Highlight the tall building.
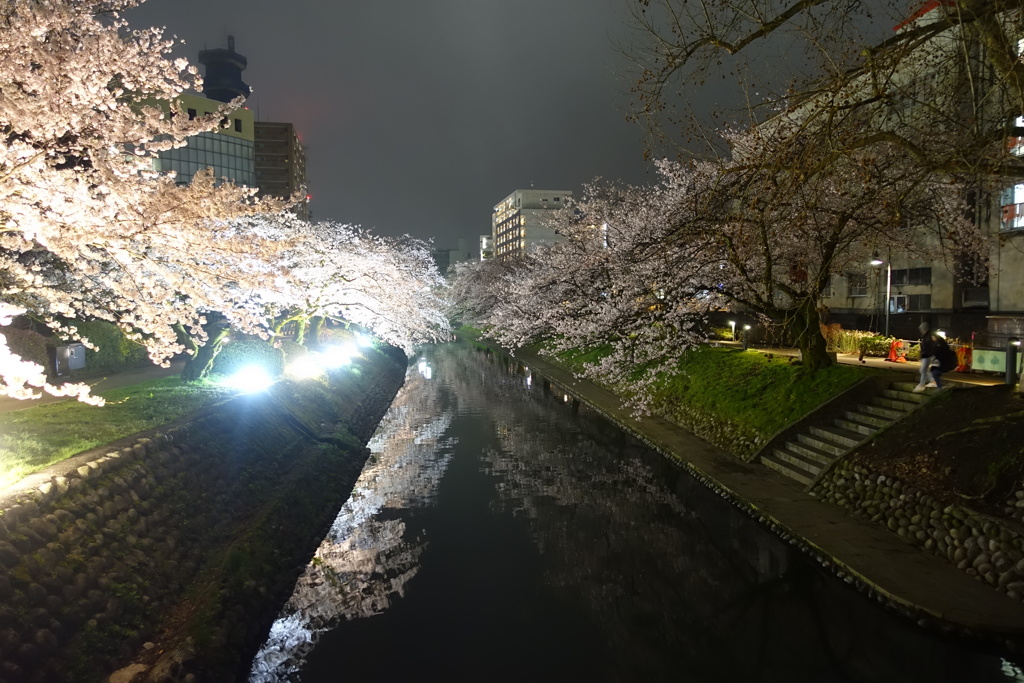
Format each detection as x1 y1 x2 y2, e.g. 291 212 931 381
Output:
431 239 475 274
775 2 1024 348
492 189 571 261
156 93 254 186
254 122 309 219
197 36 250 104
157 37 254 187
156 37 309 222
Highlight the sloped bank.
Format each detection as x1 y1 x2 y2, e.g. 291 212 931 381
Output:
0 347 406 683
475 338 1024 646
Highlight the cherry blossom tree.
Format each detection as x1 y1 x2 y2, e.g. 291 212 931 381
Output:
245 215 451 355
0 0 290 402
673 124 983 371
460 121 984 406
468 177 716 403
445 258 523 329
627 0 1024 179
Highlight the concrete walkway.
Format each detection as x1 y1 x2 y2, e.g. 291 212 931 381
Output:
500 343 1024 639
719 340 1006 387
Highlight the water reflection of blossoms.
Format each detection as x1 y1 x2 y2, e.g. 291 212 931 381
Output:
249 363 454 681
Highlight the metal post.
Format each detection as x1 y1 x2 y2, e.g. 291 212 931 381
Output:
1008 340 1020 386
884 263 891 337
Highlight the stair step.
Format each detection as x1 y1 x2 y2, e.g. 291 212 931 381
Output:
891 381 924 392
844 409 893 429
859 403 907 420
771 447 826 476
797 431 849 457
785 439 836 465
833 416 881 437
808 424 865 449
762 453 815 486
881 388 929 404
871 396 918 412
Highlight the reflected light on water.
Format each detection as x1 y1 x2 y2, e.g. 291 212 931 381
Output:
249 363 453 681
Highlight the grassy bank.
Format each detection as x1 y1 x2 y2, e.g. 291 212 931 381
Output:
0 378 231 489
554 343 866 457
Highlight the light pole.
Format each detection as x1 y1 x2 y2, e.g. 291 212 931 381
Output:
728 320 736 341
871 253 892 337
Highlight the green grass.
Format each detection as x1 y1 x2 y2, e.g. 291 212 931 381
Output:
0 377 231 489
555 344 865 455
649 347 864 440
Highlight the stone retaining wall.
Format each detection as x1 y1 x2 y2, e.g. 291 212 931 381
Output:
0 350 406 683
813 462 1024 603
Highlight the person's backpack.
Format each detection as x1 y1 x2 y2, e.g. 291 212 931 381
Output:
937 339 958 372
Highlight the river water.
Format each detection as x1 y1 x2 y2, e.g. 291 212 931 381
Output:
249 342 1024 682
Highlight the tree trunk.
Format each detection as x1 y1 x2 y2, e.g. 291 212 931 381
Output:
791 299 833 373
294 319 307 345
180 324 230 382
306 317 324 349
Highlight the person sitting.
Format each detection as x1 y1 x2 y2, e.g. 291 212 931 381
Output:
925 333 958 391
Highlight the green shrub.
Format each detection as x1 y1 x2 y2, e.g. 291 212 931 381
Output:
3 326 54 372
829 328 874 355
211 339 285 377
71 320 148 372
858 335 893 358
317 326 360 346
278 338 308 361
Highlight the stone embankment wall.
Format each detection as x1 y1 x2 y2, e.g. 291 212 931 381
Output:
0 348 406 683
813 462 1024 604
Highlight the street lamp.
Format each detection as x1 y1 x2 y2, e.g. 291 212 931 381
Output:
870 252 892 337
728 320 736 341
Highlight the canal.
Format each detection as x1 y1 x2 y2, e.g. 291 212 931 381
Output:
250 342 1024 682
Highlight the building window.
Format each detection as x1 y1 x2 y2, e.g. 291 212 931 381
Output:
892 268 931 286
234 118 243 132
187 108 197 120
889 294 931 313
847 273 867 297
1002 185 1024 230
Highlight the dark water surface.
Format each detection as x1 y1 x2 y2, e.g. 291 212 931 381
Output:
250 342 1024 682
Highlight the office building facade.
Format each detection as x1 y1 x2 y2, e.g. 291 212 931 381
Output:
492 189 571 262
254 122 309 219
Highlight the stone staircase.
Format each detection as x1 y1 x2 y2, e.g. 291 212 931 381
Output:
761 380 930 488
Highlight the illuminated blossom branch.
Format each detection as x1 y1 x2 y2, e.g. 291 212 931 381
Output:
245 216 452 353
0 0 292 402
458 123 985 408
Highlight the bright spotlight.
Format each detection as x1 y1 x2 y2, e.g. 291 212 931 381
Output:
286 354 324 380
355 333 374 348
321 345 355 369
223 364 274 393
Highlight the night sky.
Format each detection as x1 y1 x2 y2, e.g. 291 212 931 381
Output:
124 0 655 248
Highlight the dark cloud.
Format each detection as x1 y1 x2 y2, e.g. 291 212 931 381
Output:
125 0 653 246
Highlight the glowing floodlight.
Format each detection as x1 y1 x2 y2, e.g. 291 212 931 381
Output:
223 364 274 393
286 354 324 380
321 343 357 369
355 333 374 348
